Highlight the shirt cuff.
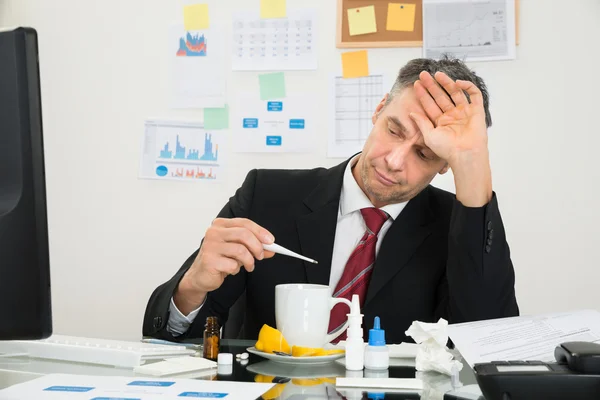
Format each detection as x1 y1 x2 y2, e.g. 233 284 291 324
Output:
166 296 204 337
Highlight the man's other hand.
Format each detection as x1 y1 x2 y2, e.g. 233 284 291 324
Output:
174 218 275 315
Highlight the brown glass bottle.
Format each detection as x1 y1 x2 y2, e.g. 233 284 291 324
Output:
203 316 220 360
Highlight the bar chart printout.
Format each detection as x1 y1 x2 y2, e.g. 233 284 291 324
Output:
140 120 225 182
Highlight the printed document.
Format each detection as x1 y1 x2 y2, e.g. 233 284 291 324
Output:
0 373 274 400
448 309 600 367
232 9 317 71
139 119 226 182
422 0 516 62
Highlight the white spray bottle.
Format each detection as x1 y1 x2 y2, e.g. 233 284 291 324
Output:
344 294 365 371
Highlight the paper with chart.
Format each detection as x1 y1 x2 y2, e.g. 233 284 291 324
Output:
232 9 317 71
233 94 315 153
422 0 516 62
140 119 225 182
329 74 387 158
170 24 226 108
448 309 600 368
0 373 274 400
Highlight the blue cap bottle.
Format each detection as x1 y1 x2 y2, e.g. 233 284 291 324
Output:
364 316 389 370
368 316 386 346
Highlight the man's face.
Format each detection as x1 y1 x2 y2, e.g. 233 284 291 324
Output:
354 87 449 208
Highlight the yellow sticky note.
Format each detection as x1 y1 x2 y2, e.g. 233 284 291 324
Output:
341 50 369 79
387 3 416 32
184 4 209 31
261 0 286 19
347 5 378 36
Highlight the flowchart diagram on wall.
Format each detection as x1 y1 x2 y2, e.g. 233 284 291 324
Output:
233 94 314 153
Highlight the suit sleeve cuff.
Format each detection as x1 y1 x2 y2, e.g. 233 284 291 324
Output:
450 192 499 255
166 297 205 337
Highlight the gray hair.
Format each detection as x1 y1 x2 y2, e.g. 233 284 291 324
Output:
385 55 492 127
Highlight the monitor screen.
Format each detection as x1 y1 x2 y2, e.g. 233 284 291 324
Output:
0 27 52 340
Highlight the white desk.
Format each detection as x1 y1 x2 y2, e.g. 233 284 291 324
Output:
0 341 485 400
0 356 136 389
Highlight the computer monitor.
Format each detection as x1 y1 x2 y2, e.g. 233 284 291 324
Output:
0 27 52 340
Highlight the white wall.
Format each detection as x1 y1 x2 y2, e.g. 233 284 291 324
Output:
1 0 599 341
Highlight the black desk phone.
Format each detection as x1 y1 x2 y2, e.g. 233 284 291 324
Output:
473 341 600 400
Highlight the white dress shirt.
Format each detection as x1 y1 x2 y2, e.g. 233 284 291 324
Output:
166 156 408 336
328 156 407 292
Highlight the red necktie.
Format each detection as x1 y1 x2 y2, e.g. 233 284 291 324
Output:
328 207 389 343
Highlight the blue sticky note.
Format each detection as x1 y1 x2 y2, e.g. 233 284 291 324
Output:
204 106 229 130
266 136 282 146
178 392 228 398
267 101 283 111
243 118 259 128
289 119 305 129
259 72 286 100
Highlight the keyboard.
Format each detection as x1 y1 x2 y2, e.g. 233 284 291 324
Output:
0 335 197 368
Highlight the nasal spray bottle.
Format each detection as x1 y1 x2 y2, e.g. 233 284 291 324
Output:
344 294 365 371
364 316 389 370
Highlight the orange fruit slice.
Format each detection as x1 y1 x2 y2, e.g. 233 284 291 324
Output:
254 324 291 355
291 345 321 357
314 348 345 356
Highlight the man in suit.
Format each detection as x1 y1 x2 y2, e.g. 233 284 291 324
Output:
143 57 519 344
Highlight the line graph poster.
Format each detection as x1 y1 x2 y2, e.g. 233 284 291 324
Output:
140 120 225 182
422 0 516 62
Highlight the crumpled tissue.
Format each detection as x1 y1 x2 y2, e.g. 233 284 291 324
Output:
405 318 463 376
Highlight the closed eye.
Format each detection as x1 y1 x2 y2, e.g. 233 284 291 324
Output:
418 149 433 161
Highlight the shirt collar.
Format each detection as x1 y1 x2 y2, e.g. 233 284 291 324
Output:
340 155 408 220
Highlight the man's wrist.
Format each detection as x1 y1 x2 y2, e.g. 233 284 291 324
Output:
174 275 208 316
449 148 493 207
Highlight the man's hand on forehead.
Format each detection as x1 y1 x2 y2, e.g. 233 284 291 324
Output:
406 70 488 164
409 70 492 207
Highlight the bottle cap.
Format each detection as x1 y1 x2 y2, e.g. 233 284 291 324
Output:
217 353 233 365
346 294 363 339
368 316 386 346
348 294 362 317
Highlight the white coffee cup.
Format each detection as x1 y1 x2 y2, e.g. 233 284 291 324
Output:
275 283 352 348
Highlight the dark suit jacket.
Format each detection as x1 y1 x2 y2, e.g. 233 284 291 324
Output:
143 158 519 344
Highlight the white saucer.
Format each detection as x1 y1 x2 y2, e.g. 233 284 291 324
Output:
246 360 346 378
246 347 345 365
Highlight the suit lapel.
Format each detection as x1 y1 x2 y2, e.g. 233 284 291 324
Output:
296 160 350 285
365 187 434 305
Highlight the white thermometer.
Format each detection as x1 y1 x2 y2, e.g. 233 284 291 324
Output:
262 243 318 264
